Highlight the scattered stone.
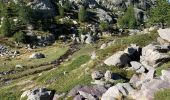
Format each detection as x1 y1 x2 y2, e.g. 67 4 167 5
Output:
91 51 97 60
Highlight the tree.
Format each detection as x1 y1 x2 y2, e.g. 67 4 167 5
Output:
117 6 138 29
0 1 8 17
58 4 64 17
13 31 26 43
0 17 12 37
63 0 71 12
99 21 110 31
149 0 170 28
18 5 32 25
78 6 87 22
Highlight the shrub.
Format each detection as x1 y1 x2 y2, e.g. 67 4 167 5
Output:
13 31 26 43
99 21 110 31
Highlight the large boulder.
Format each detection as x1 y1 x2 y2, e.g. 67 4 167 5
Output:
20 88 54 100
68 85 107 99
141 44 170 67
104 51 131 67
158 28 170 42
101 83 134 100
29 53 45 59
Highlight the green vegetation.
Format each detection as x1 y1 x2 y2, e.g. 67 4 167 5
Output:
37 55 91 93
78 6 87 22
154 89 170 100
0 46 68 71
63 0 71 12
13 31 26 43
155 61 170 76
0 17 12 37
58 4 65 17
17 4 32 25
118 6 138 29
149 0 170 28
0 85 22 100
99 21 110 31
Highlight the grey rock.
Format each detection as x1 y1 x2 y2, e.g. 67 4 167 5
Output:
141 44 170 67
96 9 112 23
29 53 45 59
158 28 170 42
130 61 145 73
73 95 84 100
100 43 107 49
78 91 97 100
104 51 131 67
160 70 170 82
131 79 170 100
91 71 104 80
21 87 53 100
85 34 94 44
15 64 23 69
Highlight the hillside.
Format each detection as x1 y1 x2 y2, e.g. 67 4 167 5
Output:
0 0 170 100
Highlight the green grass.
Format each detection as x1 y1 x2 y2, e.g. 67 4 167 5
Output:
0 85 22 100
155 61 170 76
115 32 158 47
154 89 170 100
0 46 68 71
37 55 90 84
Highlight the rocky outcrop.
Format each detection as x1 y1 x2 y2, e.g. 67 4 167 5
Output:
28 0 56 17
140 44 170 68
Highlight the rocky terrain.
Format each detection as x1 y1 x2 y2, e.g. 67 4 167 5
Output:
0 0 170 100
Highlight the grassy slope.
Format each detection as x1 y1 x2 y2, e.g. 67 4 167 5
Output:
0 32 160 99
0 46 68 71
